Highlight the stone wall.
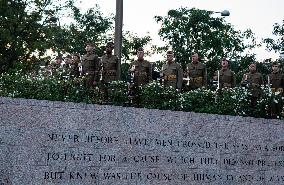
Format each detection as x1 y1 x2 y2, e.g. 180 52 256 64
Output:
0 97 284 185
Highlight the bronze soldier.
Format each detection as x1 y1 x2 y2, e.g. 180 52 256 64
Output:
213 58 236 89
100 42 120 102
267 62 284 118
70 53 80 78
241 63 263 106
160 50 183 92
49 56 65 78
81 42 100 86
129 47 152 105
62 55 73 79
185 53 207 90
129 47 152 86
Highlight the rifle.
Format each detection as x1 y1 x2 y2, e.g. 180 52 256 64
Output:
183 66 191 86
241 74 249 88
99 60 104 82
267 75 272 93
127 65 136 104
158 68 165 86
214 70 220 103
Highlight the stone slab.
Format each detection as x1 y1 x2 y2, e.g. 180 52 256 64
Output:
0 97 284 185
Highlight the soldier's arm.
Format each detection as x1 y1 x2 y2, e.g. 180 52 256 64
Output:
148 62 152 82
259 74 264 85
265 75 270 85
81 56 85 75
241 74 247 85
203 66 207 87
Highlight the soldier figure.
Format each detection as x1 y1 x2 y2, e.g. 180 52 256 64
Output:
129 47 152 105
81 42 100 87
267 62 284 118
49 56 64 78
160 50 183 92
241 63 263 106
100 42 120 102
62 55 73 79
212 58 236 89
185 53 207 90
70 53 80 78
54 56 62 68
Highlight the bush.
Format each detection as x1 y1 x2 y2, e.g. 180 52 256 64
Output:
0 70 283 119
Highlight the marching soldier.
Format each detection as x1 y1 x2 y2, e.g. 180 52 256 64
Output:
212 58 236 89
81 42 100 87
129 47 152 105
267 62 284 118
185 53 207 90
100 42 120 102
160 50 183 92
241 63 263 106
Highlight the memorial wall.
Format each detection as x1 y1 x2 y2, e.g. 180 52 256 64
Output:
0 97 284 185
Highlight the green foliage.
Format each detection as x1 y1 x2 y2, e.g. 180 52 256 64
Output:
62 4 113 56
180 88 215 113
0 0 113 73
263 20 284 53
120 63 130 82
214 87 251 116
139 81 180 110
122 31 152 62
0 70 95 103
0 71 283 119
107 81 128 106
0 0 74 73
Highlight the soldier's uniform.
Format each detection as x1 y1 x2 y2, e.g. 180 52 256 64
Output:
130 60 152 87
161 62 183 90
69 62 80 78
81 52 99 86
101 54 120 83
241 72 263 106
129 59 152 106
100 54 120 102
186 62 207 90
267 72 284 117
213 69 236 88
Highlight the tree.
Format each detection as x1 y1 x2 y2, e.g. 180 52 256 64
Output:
263 20 284 54
0 0 75 72
154 8 257 75
0 0 113 73
122 31 152 62
60 4 113 56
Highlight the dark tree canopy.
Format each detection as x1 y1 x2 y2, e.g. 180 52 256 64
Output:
0 0 113 73
263 20 284 54
154 8 257 71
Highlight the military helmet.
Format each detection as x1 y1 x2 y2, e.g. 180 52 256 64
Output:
106 42 114 49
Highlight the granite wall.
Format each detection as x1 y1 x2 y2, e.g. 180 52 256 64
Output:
0 97 284 185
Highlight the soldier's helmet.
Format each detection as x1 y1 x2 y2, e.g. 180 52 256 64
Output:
85 41 95 47
166 50 174 55
106 42 114 49
137 47 144 52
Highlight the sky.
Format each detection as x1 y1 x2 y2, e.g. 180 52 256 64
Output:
76 0 284 61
